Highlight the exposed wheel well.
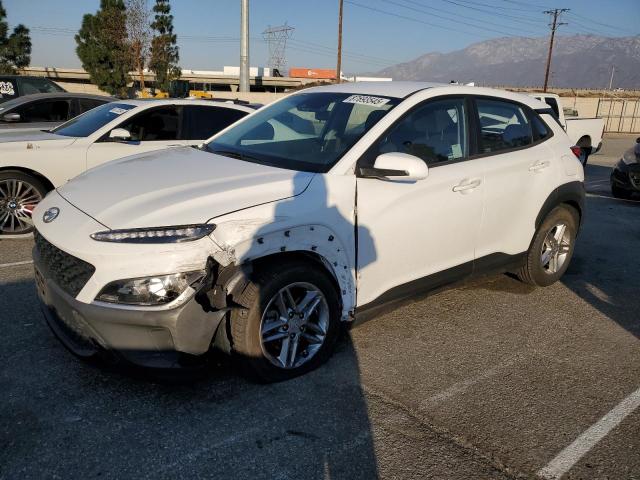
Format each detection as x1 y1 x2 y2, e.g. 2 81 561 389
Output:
0 166 54 192
251 251 342 297
577 135 591 148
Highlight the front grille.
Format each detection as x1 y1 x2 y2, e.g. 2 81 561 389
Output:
34 230 95 298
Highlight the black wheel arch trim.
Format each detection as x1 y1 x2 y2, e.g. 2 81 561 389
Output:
535 181 585 231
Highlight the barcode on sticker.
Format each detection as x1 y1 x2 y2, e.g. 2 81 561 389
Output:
109 107 128 115
343 95 389 106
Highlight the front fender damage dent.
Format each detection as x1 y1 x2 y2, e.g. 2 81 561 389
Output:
208 223 356 321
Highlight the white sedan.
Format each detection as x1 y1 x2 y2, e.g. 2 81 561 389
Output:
0 99 255 235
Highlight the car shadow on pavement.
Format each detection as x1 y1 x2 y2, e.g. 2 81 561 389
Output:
0 278 380 479
0 170 381 479
560 194 640 339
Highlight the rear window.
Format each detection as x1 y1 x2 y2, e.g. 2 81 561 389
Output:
52 103 136 137
19 77 65 95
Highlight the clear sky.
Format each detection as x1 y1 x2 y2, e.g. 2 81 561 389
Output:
3 0 639 74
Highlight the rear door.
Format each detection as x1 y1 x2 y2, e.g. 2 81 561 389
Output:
472 97 559 263
182 105 248 143
86 105 186 169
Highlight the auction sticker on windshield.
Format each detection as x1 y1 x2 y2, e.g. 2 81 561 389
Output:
109 107 129 115
343 95 390 106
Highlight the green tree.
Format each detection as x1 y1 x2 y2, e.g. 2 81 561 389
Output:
75 0 132 97
149 0 180 92
0 1 32 74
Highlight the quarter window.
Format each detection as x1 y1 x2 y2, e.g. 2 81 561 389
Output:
476 99 532 153
376 98 468 165
531 112 551 141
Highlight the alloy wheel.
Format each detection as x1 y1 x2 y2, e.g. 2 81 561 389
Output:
259 282 330 369
540 222 571 274
0 179 42 234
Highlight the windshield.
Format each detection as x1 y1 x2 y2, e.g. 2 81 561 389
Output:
52 103 136 137
207 92 400 172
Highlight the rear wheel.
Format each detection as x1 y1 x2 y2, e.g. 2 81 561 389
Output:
228 262 341 382
0 171 47 235
517 206 578 287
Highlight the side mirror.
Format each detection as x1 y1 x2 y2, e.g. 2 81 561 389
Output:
109 128 132 142
3 112 21 123
360 152 429 181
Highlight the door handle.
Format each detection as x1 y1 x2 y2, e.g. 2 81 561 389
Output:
529 160 550 172
452 178 482 192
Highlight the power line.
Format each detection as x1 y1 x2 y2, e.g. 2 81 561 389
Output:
386 0 545 37
344 0 494 39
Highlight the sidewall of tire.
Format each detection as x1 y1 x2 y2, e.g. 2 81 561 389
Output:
524 206 578 287
229 262 341 382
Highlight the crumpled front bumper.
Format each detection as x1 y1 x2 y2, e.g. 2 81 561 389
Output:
34 247 226 369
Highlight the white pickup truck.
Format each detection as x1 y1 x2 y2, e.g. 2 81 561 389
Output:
531 93 604 165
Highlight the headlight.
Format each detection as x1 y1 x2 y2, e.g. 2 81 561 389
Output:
90 224 215 243
96 271 205 306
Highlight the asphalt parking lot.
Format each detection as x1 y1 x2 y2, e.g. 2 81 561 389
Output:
1 135 639 480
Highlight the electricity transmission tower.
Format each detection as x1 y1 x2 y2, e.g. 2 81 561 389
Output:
262 23 295 76
543 8 569 92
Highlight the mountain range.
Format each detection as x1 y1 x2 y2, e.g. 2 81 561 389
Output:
374 35 640 89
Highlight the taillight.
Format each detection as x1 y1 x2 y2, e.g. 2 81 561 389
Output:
570 145 582 158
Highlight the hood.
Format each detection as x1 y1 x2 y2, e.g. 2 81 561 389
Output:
57 146 314 229
0 129 76 146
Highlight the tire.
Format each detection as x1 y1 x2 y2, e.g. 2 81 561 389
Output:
228 261 341 382
0 171 48 236
517 206 578 287
611 184 633 200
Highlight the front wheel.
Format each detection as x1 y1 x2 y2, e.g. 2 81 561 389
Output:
0 171 47 236
517 206 578 287
228 262 341 382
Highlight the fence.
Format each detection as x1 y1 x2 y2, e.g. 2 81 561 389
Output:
596 98 640 133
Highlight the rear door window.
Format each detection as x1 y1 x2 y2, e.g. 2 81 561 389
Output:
475 99 533 154
16 99 71 123
182 106 247 140
78 98 108 115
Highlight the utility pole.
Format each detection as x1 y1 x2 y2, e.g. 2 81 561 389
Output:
239 0 250 93
336 0 343 83
608 64 615 90
543 8 568 92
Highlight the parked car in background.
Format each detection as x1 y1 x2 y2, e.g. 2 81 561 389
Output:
0 76 66 103
32 82 584 382
530 93 604 165
0 99 255 235
0 93 114 132
610 137 640 199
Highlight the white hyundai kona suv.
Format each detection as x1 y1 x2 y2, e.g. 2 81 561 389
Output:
32 82 585 382
0 99 254 235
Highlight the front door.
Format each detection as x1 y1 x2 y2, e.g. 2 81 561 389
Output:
356 97 484 308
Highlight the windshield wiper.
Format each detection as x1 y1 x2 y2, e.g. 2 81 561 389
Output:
210 149 262 162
